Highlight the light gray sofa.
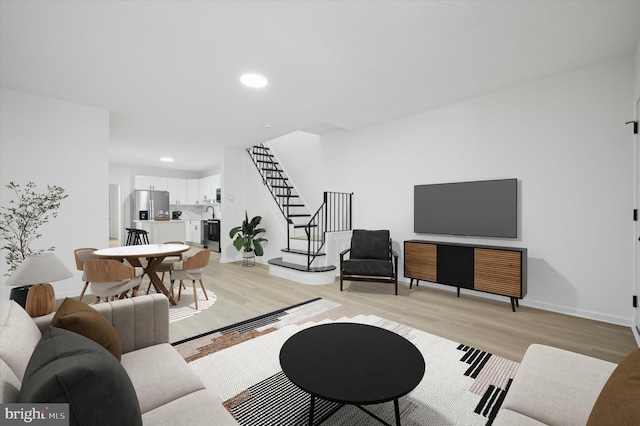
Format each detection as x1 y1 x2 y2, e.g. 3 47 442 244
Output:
493 343 623 425
0 294 238 426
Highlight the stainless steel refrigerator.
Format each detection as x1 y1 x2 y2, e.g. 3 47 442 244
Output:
131 190 170 226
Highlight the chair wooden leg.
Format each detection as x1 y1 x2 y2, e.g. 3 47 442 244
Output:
199 279 209 300
178 280 183 301
192 281 198 310
79 282 89 301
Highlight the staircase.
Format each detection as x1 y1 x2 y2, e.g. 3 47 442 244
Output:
248 144 353 284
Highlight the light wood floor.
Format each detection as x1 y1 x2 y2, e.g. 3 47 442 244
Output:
99 242 638 364
160 249 637 364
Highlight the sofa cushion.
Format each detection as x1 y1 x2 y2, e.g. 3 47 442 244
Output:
0 358 21 403
586 348 640 426
141 389 239 426
493 408 548 426
18 327 142 426
501 344 616 426
120 343 206 414
0 300 42 382
51 297 122 360
342 259 394 277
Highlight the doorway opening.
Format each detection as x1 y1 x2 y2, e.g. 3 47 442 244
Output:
109 184 122 244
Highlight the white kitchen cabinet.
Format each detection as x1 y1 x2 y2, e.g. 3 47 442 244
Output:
134 175 168 191
212 174 221 195
187 219 201 244
167 178 178 204
198 176 215 203
186 179 199 204
168 178 188 205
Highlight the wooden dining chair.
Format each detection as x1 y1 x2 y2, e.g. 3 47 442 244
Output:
146 241 187 295
84 259 144 303
169 249 211 310
73 248 98 301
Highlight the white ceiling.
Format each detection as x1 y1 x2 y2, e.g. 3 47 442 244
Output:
2 1 640 173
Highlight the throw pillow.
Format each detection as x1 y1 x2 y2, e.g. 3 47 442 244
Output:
586 348 640 425
18 327 142 426
51 297 121 360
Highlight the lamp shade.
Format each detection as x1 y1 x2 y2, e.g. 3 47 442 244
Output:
4 253 73 287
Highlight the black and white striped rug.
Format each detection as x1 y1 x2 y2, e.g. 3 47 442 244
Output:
173 298 518 425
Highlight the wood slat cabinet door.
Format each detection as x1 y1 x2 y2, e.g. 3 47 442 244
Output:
404 242 437 282
474 248 522 298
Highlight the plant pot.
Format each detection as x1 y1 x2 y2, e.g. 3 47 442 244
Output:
242 250 255 267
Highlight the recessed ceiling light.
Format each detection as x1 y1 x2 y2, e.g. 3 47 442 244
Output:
240 73 268 88
160 157 174 162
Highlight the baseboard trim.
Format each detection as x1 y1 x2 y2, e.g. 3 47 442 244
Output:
403 278 635 328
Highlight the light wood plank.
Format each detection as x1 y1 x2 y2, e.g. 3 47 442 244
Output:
85 245 638 364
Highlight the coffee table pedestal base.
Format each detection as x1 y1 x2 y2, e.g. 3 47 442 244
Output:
308 395 402 426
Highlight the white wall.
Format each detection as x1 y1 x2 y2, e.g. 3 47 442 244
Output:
268 131 329 212
636 38 640 100
220 146 289 264
317 56 635 326
0 89 109 301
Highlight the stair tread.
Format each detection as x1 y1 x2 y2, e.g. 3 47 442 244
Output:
294 224 318 228
268 257 336 272
281 248 326 256
288 213 311 217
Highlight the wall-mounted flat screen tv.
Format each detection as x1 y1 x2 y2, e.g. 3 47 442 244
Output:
414 178 517 238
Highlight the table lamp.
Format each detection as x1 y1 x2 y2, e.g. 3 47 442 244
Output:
4 253 73 317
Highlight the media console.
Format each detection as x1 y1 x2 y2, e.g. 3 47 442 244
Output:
404 240 527 311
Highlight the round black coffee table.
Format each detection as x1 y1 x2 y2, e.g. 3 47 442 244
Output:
279 323 425 426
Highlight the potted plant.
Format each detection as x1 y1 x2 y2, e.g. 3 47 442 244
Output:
229 211 268 257
0 181 68 275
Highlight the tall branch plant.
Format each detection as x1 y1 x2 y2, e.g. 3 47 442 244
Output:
0 181 68 275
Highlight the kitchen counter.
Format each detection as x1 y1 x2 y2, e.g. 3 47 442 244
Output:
133 220 187 244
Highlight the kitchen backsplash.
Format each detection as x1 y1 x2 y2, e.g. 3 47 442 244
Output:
170 204 220 220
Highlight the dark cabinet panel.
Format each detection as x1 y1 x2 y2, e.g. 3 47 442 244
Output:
404 240 527 311
437 245 474 289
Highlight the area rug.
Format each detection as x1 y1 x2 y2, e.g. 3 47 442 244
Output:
146 286 217 323
173 298 518 425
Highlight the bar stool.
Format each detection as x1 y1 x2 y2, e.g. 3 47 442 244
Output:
134 229 149 245
125 228 136 246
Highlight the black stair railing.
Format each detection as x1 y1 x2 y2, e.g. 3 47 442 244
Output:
248 144 353 270
248 145 294 248
305 191 353 269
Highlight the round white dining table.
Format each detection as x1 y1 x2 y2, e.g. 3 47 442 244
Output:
93 244 190 305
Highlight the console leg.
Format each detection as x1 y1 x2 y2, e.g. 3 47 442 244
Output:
457 287 460 297
409 278 413 289
510 297 516 312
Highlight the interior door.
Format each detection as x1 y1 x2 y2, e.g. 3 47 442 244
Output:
635 97 640 336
